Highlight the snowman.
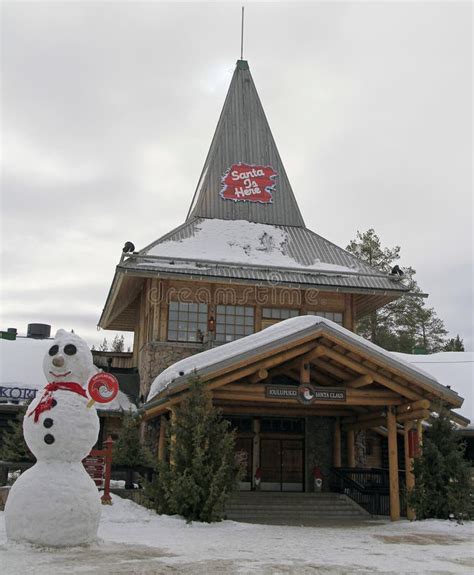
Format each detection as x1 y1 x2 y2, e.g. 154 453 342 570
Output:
5 329 109 547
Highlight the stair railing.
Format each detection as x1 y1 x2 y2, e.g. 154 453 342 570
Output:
330 467 406 516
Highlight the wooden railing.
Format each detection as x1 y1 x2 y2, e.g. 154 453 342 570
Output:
329 467 407 517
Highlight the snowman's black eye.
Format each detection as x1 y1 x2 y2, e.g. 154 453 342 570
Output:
64 344 77 356
48 345 59 356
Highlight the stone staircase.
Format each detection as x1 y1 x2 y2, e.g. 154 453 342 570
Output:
225 491 370 525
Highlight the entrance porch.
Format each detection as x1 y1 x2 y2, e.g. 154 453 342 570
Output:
144 316 467 521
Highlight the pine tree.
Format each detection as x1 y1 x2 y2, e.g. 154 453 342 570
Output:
112 411 153 488
408 407 472 521
346 229 450 353
147 376 242 522
111 334 125 352
0 407 34 463
99 338 109 352
444 335 465 352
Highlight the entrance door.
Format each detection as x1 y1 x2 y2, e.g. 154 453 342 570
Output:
260 438 304 491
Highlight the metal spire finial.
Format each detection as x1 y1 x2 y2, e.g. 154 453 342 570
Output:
240 6 245 60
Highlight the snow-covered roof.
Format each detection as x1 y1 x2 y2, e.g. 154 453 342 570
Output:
393 352 473 428
146 219 353 273
147 316 464 416
0 338 136 413
117 218 410 295
99 60 410 331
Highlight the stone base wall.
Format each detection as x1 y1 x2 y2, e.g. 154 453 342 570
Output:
138 341 205 399
305 416 333 492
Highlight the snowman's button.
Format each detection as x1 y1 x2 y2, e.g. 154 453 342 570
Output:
44 434 55 445
51 399 57 407
43 418 53 428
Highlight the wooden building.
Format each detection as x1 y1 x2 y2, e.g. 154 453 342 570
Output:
98 60 468 519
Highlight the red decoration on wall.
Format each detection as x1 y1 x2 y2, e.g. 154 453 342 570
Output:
220 163 278 203
408 428 420 458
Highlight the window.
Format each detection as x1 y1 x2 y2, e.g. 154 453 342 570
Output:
168 302 208 342
261 307 299 329
307 311 344 325
215 305 254 343
260 417 305 434
262 308 299 320
225 416 253 433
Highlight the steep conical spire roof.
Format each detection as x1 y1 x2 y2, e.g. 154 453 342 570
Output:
187 60 305 227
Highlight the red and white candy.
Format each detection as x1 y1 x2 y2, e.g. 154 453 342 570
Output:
87 373 119 408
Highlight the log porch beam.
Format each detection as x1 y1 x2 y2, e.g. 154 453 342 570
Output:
318 346 420 401
346 374 374 388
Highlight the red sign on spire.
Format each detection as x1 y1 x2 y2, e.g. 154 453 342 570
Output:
220 163 277 204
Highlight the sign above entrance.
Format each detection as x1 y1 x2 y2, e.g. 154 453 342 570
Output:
265 386 298 400
298 385 347 404
220 163 277 204
265 384 346 404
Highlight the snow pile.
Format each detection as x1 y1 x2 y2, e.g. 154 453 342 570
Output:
0 338 135 413
146 219 354 273
394 352 473 425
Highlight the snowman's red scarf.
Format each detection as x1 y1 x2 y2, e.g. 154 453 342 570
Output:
29 382 88 423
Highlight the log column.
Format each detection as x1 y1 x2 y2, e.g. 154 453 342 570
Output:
252 418 261 489
417 420 424 447
169 408 177 467
387 408 400 521
347 429 356 468
333 417 342 468
404 421 415 520
158 415 167 461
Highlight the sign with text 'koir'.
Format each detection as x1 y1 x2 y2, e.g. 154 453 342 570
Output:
0 386 37 401
220 163 277 203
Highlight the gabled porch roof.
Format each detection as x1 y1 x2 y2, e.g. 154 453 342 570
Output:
144 316 466 427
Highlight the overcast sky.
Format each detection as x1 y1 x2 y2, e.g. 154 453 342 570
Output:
1 1 472 350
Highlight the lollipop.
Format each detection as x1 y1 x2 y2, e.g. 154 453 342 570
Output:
86 372 119 408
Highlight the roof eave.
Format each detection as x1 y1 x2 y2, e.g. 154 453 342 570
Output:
97 266 125 329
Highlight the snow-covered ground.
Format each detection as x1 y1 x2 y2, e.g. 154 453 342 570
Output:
1 495 472 574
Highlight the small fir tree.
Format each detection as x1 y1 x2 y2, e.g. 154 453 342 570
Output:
408 407 472 521
99 338 109 352
111 334 125 352
0 407 34 463
112 411 153 487
147 376 242 522
444 335 465 352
